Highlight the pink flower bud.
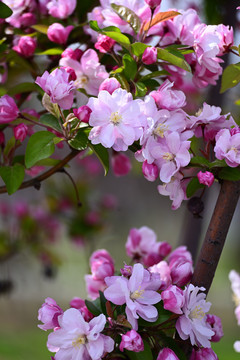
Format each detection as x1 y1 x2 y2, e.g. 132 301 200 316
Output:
70 297 93 321
38 297 63 331
169 257 193 287
61 48 83 61
111 153 132 176
13 36 37 57
85 274 106 300
206 314 224 342
47 0 77 19
91 258 115 281
197 171 214 187
190 348 218 360
119 330 144 352
161 285 184 314
157 348 179 360
99 78 121 94
47 23 74 45
142 46 157 65
0 95 19 123
20 13 36 27
13 123 28 142
73 105 92 123
90 249 114 266
158 242 172 258
142 160 158 181
95 34 116 53
62 66 77 81
144 0 162 9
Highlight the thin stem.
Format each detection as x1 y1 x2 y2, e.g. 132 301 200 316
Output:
230 49 240 57
58 168 82 207
0 149 79 194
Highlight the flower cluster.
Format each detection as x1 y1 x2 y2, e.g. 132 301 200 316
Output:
38 226 223 359
229 270 240 353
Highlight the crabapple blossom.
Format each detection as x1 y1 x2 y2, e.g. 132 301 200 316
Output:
161 285 184 314
14 123 28 142
176 284 214 347
47 23 74 44
12 36 37 57
190 348 218 360
70 297 94 322
104 263 161 330
47 0 77 18
35 68 75 110
47 309 114 360
119 330 144 352
142 47 158 65
88 88 147 151
99 78 121 94
144 0 162 9
73 105 92 123
111 153 132 176
149 261 172 290
214 129 240 167
157 348 180 360
197 171 214 187
0 95 19 123
38 297 63 331
157 174 187 210
206 314 223 342
142 161 158 182
229 270 240 325
95 34 115 53
60 49 108 96
61 48 83 61
150 80 186 111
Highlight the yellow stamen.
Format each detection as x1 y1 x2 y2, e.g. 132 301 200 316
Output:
110 111 122 125
153 123 168 138
189 305 205 320
130 287 145 300
72 335 86 348
162 152 174 161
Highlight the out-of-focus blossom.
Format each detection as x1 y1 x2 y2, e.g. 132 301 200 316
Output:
38 297 63 331
111 153 132 176
14 123 28 142
229 270 240 325
70 297 94 322
176 284 214 347
157 348 180 360
47 0 77 19
206 314 223 342
61 48 83 61
197 171 214 187
47 23 74 45
47 309 114 359
234 341 240 352
119 330 144 352
99 78 121 94
142 47 157 65
0 95 19 123
190 347 218 359
144 0 162 9
35 68 75 109
13 36 37 57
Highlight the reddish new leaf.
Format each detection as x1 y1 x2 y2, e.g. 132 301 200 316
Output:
143 11 180 32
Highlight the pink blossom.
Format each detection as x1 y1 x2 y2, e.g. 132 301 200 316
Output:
3 0 37 28
157 174 187 210
70 297 94 322
142 47 157 65
85 274 107 300
206 314 223 342
95 34 115 53
120 264 133 277
161 285 184 314
104 263 161 330
47 309 114 360
126 226 158 263
61 48 83 61
91 255 114 281
63 66 77 81
142 161 158 182
119 330 144 352
35 68 75 110
111 153 132 176
168 246 192 264
99 78 121 94
176 284 214 347
144 0 162 9
214 129 240 167
197 171 214 187
73 105 92 123
47 0 76 19
90 249 114 267
19 12 36 27
13 36 37 57
0 95 19 123
14 123 28 142
190 348 218 360
229 270 240 325
60 49 109 96
47 23 73 44
38 297 63 331
215 24 233 55
88 88 147 151
150 80 186 110
149 260 171 290
157 348 180 360
170 256 193 286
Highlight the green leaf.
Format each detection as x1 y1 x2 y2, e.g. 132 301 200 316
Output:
218 167 240 181
41 93 60 119
103 31 131 50
68 129 89 150
6 50 33 71
126 340 153 360
140 70 169 81
157 48 191 72
85 298 102 316
111 4 141 34
158 331 187 360
122 54 137 81
102 26 121 33
25 131 56 169
99 291 107 316
135 82 147 97
35 48 63 56
141 78 160 90
186 177 204 198
31 24 49 34
3 137 16 158
131 42 149 57
8 82 43 96
220 63 240 93
89 20 101 32
0 2 13 18
0 164 25 195
35 158 64 167
39 113 62 132
190 156 211 168
89 143 109 176
114 73 130 92
209 159 227 168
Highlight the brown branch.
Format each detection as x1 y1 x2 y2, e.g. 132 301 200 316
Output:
0 149 79 194
191 180 240 294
